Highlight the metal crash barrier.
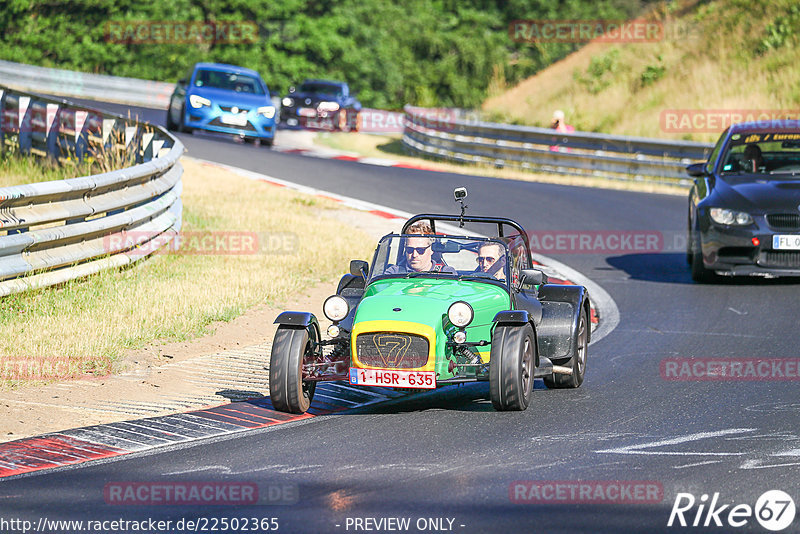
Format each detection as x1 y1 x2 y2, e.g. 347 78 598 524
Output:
0 85 183 296
403 106 713 186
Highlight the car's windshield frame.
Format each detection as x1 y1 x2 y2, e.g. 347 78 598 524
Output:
367 234 514 289
719 131 800 177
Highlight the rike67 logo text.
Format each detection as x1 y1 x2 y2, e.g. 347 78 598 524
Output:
668 490 796 531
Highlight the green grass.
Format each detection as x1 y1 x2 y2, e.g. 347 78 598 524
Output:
0 152 93 187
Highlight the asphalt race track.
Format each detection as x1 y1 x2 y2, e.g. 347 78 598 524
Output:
3 99 800 533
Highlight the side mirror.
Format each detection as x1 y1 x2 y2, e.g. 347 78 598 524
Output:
178 78 188 85
350 259 369 278
520 269 545 286
686 162 707 177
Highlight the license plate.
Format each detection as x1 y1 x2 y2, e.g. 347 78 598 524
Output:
772 235 800 250
349 368 435 389
298 107 317 118
221 114 248 126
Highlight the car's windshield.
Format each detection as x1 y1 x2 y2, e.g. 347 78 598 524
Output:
369 235 509 284
720 132 800 176
299 82 344 97
193 69 265 95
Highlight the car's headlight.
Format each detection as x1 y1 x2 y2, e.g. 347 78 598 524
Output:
709 208 753 226
448 301 473 328
189 94 211 109
317 101 340 112
323 295 349 322
282 97 294 107
257 106 276 119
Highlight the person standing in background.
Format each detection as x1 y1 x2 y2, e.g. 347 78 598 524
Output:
549 109 574 152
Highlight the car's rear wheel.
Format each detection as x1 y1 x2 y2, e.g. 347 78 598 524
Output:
269 325 317 414
490 323 534 411
544 307 588 389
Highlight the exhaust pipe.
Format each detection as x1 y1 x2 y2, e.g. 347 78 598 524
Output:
552 365 573 376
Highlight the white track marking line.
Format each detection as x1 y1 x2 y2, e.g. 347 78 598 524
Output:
596 428 757 456
674 460 723 469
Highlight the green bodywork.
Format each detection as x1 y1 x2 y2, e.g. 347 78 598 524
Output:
351 277 511 380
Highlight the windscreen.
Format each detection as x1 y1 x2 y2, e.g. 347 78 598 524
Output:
299 82 343 96
369 235 509 283
194 69 265 95
721 132 800 176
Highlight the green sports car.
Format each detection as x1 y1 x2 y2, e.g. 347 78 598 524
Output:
270 194 590 413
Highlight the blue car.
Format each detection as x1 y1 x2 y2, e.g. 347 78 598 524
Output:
166 63 276 146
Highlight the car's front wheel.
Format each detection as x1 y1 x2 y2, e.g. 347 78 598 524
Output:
690 232 713 283
543 307 588 389
269 325 317 413
490 323 535 411
166 107 177 131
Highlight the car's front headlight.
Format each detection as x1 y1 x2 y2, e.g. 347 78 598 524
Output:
189 94 211 109
317 101 340 112
448 301 474 328
257 106 276 119
709 208 753 226
323 295 349 322
282 97 294 107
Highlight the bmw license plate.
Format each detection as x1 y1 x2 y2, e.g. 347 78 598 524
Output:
221 114 248 126
349 368 435 389
772 235 800 250
298 107 317 118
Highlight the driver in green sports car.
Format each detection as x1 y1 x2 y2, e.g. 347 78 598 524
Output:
384 221 456 274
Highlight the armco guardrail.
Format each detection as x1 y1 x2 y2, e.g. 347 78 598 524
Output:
0 85 183 297
403 106 713 185
0 60 173 109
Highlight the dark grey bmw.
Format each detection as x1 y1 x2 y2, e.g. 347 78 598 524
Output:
687 120 800 282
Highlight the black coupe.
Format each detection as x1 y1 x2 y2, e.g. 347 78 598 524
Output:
687 120 800 281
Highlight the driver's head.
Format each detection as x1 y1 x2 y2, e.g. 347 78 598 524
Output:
743 143 763 172
404 221 434 272
477 242 505 279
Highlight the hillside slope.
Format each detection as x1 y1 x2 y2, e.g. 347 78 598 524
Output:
483 0 800 141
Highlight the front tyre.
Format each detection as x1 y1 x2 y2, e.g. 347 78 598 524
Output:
690 232 713 283
269 325 317 413
544 307 588 389
490 323 535 411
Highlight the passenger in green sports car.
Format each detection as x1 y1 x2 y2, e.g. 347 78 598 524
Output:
384 221 456 274
475 241 507 281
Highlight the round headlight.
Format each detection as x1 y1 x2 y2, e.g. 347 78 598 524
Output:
323 295 349 322
448 301 474 328
282 97 294 107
